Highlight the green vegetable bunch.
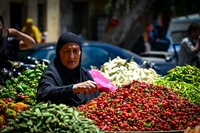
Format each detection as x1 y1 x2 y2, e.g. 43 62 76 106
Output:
1 101 103 133
154 65 200 106
0 63 47 106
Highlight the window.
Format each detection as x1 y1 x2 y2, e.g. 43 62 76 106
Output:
82 47 109 69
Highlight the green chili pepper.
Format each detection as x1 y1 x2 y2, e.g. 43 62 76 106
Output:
23 69 35 76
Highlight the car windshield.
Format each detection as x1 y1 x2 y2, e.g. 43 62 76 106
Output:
31 49 55 61
82 46 110 69
171 31 187 44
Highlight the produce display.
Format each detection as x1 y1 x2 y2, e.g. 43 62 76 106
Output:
0 58 48 129
0 57 49 86
77 80 200 132
0 99 28 128
99 56 160 87
1 101 103 133
0 56 200 132
0 63 47 106
154 65 200 106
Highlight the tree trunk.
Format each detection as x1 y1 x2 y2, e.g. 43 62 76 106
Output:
101 0 156 52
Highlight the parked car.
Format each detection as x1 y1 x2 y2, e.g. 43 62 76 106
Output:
17 41 176 76
166 13 200 53
139 51 176 63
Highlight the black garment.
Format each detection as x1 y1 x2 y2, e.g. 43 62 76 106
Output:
0 37 20 69
37 32 100 107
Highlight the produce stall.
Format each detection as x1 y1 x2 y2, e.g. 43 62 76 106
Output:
0 57 199 133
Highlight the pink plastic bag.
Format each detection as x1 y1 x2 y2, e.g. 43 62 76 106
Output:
89 69 117 92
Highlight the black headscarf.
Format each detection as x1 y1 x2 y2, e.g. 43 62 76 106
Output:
37 32 100 106
54 31 83 84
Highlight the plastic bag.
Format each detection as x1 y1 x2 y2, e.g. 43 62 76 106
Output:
89 69 117 92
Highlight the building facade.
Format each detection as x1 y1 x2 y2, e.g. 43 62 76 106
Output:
0 0 109 42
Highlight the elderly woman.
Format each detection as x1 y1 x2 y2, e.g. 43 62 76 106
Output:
37 32 100 107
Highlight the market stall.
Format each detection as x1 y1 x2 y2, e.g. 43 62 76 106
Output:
0 57 199 132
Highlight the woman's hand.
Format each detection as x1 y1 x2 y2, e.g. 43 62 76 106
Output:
73 80 99 94
184 126 200 133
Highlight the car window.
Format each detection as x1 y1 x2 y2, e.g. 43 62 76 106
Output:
171 31 187 44
82 46 109 69
47 50 56 61
31 49 55 61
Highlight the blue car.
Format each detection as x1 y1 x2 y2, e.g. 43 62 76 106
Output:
17 41 176 76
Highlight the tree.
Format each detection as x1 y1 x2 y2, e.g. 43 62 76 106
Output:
101 0 156 52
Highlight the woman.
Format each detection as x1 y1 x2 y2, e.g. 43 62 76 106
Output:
37 32 100 107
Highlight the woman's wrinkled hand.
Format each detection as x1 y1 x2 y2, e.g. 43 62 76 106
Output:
73 80 99 94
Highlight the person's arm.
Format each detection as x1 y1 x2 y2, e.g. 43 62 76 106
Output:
38 74 99 103
37 75 75 104
182 38 199 54
8 28 35 50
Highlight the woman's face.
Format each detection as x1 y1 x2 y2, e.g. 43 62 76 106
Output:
59 43 81 69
